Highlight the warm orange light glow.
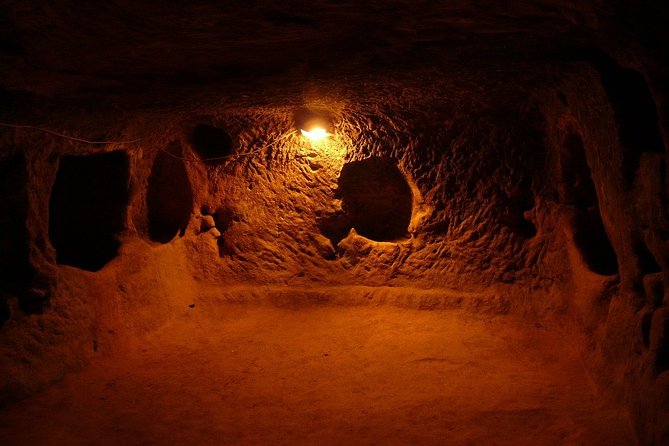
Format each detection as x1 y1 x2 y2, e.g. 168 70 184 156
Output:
300 127 329 141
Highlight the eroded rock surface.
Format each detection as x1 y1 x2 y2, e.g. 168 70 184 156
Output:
1 1 668 444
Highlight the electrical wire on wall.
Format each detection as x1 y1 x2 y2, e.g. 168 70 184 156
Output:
0 122 301 163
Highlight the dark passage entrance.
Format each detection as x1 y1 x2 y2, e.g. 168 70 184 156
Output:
321 157 412 245
191 124 233 164
557 129 619 275
0 153 34 322
49 151 130 272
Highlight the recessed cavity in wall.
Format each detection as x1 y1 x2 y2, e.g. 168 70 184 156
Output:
634 241 662 276
557 132 597 209
556 125 619 275
213 207 236 257
147 143 193 244
191 123 233 164
585 49 666 183
572 209 619 275
0 153 34 321
49 151 129 272
0 299 9 325
501 185 536 238
320 157 412 245
651 309 669 375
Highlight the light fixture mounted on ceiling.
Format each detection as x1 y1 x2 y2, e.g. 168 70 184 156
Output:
300 126 329 141
294 107 332 143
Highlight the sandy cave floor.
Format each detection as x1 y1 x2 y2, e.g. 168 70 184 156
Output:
0 302 636 446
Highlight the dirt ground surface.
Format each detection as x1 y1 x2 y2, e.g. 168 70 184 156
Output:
0 302 636 446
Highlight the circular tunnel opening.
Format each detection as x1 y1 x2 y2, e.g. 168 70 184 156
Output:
191 124 233 164
321 157 413 245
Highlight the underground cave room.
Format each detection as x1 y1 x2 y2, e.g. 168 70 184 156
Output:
1 1 669 445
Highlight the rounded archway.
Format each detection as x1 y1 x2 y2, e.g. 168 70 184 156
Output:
321 157 413 245
147 143 193 244
191 124 233 164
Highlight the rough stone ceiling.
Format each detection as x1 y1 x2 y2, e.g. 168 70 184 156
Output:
0 0 625 107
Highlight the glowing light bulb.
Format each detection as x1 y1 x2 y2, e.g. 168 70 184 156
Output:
300 127 329 141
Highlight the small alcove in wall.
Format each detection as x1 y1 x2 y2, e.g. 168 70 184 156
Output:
557 127 619 275
147 143 193 244
191 124 233 164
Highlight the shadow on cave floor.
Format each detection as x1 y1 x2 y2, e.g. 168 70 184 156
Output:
0 304 635 446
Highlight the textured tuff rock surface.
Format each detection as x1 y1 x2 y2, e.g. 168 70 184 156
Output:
1 1 668 444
